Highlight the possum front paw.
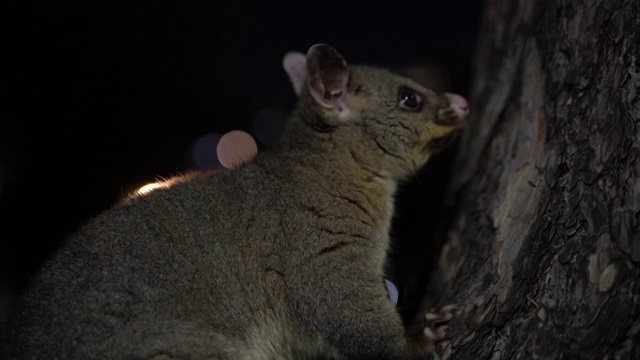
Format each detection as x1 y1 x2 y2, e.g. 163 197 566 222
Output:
423 304 456 342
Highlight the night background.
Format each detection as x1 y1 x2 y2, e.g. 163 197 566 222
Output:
1 0 483 324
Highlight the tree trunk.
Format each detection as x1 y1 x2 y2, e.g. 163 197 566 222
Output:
426 0 640 358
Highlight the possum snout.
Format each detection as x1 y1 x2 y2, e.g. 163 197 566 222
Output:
435 93 469 126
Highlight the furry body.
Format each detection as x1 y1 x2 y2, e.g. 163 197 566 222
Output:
2 45 468 359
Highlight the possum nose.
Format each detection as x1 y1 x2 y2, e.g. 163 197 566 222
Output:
444 92 469 121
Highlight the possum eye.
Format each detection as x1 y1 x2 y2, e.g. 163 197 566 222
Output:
398 87 423 111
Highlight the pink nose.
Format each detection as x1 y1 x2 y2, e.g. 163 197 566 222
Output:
444 92 469 121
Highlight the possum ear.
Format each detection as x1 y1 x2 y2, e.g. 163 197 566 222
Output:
306 44 350 118
282 51 307 96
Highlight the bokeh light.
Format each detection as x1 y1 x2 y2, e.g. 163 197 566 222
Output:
253 106 288 146
191 132 223 170
217 130 258 169
384 278 398 307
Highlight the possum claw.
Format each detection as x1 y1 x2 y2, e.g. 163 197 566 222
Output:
424 304 456 341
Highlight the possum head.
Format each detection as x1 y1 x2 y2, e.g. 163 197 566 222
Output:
282 44 469 181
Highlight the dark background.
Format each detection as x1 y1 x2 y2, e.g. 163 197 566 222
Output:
1 0 483 324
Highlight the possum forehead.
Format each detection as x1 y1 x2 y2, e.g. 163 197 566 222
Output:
348 66 429 94
346 66 434 117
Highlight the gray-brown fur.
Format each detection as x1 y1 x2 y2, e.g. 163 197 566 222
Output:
1 44 467 359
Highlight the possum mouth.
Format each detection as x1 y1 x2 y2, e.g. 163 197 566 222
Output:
423 131 460 153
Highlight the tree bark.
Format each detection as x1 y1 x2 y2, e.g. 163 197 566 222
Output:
426 0 640 358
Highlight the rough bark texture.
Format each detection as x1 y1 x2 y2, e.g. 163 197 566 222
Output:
427 0 640 358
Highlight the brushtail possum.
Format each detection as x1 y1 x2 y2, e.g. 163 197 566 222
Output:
2 44 468 359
